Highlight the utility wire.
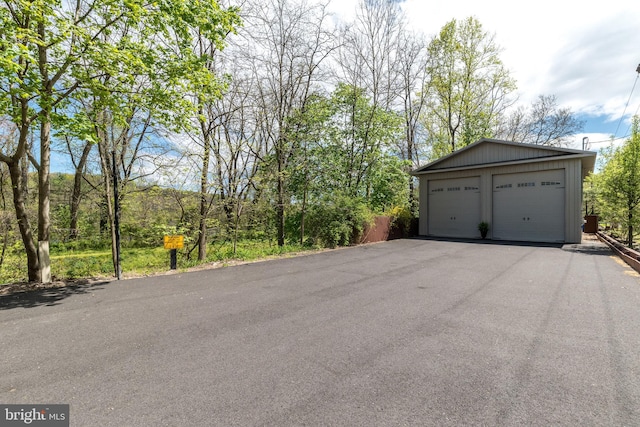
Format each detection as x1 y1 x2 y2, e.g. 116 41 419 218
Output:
622 96 640 139
585 135 627 145
613 71 640 138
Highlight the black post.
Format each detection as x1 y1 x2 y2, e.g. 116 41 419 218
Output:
112 150 122 280
170 249 177 270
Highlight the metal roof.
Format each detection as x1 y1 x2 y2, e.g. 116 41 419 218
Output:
411 138 597 175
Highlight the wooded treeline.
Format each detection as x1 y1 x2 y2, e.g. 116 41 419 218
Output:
586 117 640 248
0 0 584 283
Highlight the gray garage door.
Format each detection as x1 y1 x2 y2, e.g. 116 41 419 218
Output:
428 176 481 238
492 169 565 242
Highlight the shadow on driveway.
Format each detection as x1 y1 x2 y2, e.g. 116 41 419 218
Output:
0 279 111 310
410 235 564 248
410 235 613 256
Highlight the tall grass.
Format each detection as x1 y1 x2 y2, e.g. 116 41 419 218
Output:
0 240 317 284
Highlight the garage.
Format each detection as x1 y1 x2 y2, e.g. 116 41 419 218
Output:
428 176 480 238
412 138 596 244
492 170 565 242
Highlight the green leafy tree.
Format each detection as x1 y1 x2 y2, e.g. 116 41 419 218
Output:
324 83 403 198
287 85 407 245
248 0 334 247
0 0 239 282
583 172 599 217
286 93 333 244
423 17 516 159
598 117 640 247
304 194 372 248
368 155 410 213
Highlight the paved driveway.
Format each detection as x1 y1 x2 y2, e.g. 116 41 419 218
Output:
1 238 639 426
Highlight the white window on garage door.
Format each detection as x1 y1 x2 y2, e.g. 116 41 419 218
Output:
428 176 481 238
492 169 565 242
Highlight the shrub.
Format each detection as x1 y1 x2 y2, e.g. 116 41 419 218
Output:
305 195 374 248
387 205 414 237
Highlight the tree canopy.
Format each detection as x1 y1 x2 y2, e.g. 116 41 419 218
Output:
422 16 517 159
593 117 640 247
0 0 589 283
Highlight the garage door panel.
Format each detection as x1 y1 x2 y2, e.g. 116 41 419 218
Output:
493 170 564 242
428 177 480 238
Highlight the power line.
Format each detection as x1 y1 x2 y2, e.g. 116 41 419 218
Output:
587 135 628 145
622 91 640 138
613 65 640 138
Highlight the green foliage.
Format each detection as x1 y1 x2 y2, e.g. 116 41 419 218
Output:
0 0 239 126
583 173 599 216
386 205 414 237
423 16 516 158
304 195 374 248
287 84 407 208
326 84 404 197
282 83 411 246
369 156 411 213
595 117 640 246
0 240 317 284
0 0 241 281
478 221 489 238
52 251 115 279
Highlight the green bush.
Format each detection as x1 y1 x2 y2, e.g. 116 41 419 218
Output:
305 195 373 248
386 205 414 237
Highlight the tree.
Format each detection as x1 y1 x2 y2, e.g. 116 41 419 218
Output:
0 0 239 282
64 137 94 241
394 29 428 213
285 84 406 244
247 0 335 246
324 83 402 198
184 17 240 261
205 68 261 255
0 118 20 270
423 17 516 159
497 95 584 146
598 117 640 247
348 0 403 110
285 92 333 243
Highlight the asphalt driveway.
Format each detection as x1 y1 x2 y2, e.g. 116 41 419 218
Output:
1 238 639 426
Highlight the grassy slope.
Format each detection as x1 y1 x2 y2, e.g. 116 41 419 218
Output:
0 241 317 285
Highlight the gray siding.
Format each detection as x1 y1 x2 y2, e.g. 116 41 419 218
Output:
418 158 585 243
430 143 565 171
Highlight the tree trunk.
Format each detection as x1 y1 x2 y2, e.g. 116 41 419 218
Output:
0 171 8 270
233 200 242 255
628 209 634 249
406 123 417 215
105 179 118 277
37 20 52 283
277 158 285 247
300 185 307 245
38 114 52 283
198 139 210 261
8 161 40 282
69 142 93 240
97 132 119 278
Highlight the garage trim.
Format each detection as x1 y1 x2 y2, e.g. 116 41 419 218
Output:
412 139 596 244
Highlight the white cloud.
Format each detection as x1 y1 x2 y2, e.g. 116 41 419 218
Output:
326 0 640 122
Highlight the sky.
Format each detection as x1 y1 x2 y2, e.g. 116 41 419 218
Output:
48 0 640 174
326 0 640 151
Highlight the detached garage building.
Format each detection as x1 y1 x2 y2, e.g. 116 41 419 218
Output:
411 138 596 244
